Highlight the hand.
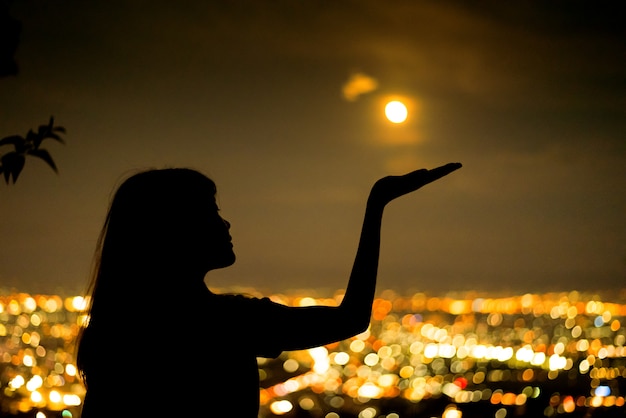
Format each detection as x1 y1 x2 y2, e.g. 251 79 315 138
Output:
369 162 462 206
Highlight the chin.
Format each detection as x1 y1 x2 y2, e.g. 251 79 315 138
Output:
224 255 236 267
211 252 236 270
202 242 234 266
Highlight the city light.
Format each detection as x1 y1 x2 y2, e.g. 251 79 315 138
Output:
1 289 625 417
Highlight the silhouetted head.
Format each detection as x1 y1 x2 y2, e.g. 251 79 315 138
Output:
94 168 235 294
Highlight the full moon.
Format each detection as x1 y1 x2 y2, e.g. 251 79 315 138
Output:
385 100 408 123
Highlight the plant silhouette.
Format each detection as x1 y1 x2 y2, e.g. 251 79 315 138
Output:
0 116 66 184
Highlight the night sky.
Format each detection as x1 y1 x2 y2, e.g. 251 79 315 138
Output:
1 1 624 297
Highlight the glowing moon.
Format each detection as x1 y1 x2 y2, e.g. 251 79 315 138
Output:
384 100 408 123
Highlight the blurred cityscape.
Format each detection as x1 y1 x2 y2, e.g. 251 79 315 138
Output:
1 287 626 418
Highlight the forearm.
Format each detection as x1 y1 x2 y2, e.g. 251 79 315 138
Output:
339 196 385 332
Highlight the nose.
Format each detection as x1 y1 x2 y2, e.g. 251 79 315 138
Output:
223 219 231 229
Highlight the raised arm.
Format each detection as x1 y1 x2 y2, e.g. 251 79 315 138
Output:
338 162 463 332
273 162 462 351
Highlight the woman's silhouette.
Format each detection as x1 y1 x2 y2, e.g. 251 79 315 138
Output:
75 162 461 417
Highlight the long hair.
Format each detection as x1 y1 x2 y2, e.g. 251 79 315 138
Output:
75 168 218 384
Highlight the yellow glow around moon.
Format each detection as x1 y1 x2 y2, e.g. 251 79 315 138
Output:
385 101 408 123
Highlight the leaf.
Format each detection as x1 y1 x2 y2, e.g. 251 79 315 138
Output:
43 132 65 144
1 152 25 184
32 127 44 149
38 116 66 144
1 117 66 185
25 129 37 147
38 125 47 136
0 134 24 149
28 148 58 173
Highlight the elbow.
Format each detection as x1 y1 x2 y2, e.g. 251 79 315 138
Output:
355 322 370 336
337 305 372 337
347 316 371 337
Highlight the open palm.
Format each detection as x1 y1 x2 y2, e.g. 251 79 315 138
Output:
370 162 462 206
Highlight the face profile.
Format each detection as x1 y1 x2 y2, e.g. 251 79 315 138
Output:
202 197 236 271
99 168 237 280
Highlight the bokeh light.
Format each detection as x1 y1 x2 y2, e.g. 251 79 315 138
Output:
1 289 625 417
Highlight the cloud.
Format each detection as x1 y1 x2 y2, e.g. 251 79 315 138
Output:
341 72 378 101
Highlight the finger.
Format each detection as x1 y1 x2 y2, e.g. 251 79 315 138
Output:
401 163 461 185
426 162 462 181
